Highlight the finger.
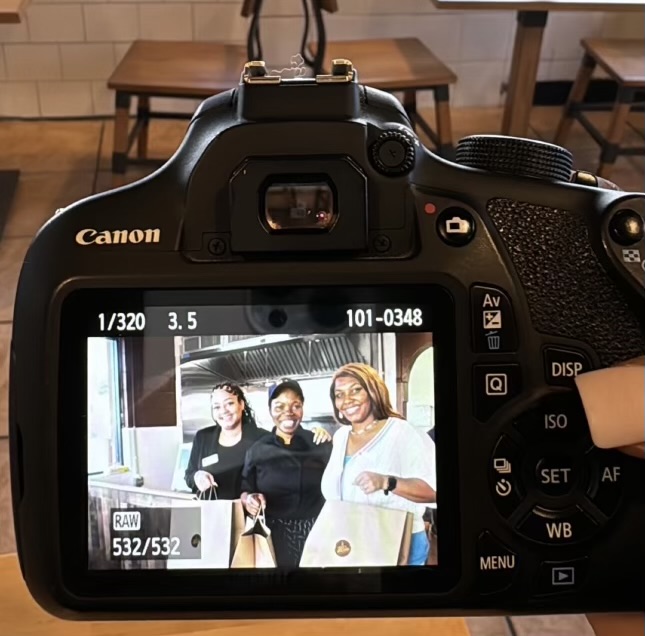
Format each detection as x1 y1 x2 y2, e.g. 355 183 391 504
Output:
587 612 644 636
575 360 644 451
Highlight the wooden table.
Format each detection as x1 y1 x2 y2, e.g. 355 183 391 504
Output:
429 0 645 137
0 0 28 23
0 554 471 636
0 0 28 239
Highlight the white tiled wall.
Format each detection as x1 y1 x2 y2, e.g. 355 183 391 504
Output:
0 0 643 117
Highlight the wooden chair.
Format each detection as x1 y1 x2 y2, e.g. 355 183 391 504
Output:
107 41 248 186
310 38 457 159
554 38 645 179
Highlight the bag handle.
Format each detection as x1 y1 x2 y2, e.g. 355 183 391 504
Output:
251 505 270 535
196 485 218 501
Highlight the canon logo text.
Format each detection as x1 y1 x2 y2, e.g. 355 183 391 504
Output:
75 228 161 246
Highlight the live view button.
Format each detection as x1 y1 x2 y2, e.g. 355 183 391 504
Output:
544 347 593 387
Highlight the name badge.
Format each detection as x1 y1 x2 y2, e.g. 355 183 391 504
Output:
201 453 219 468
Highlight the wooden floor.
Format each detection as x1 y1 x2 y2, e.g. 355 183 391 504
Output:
0 105 642 636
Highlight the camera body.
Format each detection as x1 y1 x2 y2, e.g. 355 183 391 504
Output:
9 60 645 620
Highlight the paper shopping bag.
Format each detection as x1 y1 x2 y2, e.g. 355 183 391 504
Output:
231 512 277 568
299 500 413 568
167 493 242 569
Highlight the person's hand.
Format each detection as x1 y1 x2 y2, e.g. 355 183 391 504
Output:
193 470 217 492
311 426 332 445
575 356 644 636
242 492 266 517
353 471 386 495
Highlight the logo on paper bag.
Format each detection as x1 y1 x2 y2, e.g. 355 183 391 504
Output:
335 540 351 557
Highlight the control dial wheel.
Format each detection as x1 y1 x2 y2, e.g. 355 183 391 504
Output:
455 135 574 182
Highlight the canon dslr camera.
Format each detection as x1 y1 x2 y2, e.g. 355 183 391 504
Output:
9 59 645 620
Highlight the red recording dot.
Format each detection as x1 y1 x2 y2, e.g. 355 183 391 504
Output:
424 203 437 215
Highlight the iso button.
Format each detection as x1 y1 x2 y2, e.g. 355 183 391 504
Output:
514 392 589 444
437 207 476 246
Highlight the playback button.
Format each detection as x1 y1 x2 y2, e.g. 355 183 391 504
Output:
471 285 518 353
536 558 588 596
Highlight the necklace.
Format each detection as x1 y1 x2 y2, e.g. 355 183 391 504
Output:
350 420 381 436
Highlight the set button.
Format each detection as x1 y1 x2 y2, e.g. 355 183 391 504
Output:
534 455 579 498
470 285 518 353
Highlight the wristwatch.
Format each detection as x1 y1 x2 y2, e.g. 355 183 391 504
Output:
384 476 397 495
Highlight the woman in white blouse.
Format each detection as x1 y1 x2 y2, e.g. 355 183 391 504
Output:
320 362 437 566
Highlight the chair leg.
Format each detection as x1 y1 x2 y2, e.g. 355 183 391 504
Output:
402 90 417 130
112 91 131 188
434 85 454 160
137 95 150 160
597 87 633 179
554 52 596 146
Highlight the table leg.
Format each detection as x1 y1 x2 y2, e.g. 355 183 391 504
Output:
502 10 548 137
0 170 19 241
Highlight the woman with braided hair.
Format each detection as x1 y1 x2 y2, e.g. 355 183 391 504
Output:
184 382 267 500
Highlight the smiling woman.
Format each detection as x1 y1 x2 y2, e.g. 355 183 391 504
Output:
240 379 333 568
184 382 267 499
321 363 437 566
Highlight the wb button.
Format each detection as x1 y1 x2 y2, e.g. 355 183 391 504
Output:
544 347 593 387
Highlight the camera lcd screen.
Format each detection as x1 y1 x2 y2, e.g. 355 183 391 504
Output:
83 289 442 574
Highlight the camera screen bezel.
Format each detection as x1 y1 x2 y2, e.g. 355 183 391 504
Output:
57 284 461 610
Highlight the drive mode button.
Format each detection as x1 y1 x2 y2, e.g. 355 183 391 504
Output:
477 531 519 594
544 347 592 387
471 285 518 353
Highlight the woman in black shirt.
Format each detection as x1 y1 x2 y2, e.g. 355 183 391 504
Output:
184 382 266 500
241 379 333 567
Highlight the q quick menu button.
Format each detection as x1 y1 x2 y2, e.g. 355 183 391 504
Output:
471 286 518 353
473 364 522 422
517 506 597 545
544 347 592 388
477 531 519 594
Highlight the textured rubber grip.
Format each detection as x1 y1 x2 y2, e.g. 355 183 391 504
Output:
487 198 645 367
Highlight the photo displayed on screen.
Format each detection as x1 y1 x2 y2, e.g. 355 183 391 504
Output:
87 331 437 570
